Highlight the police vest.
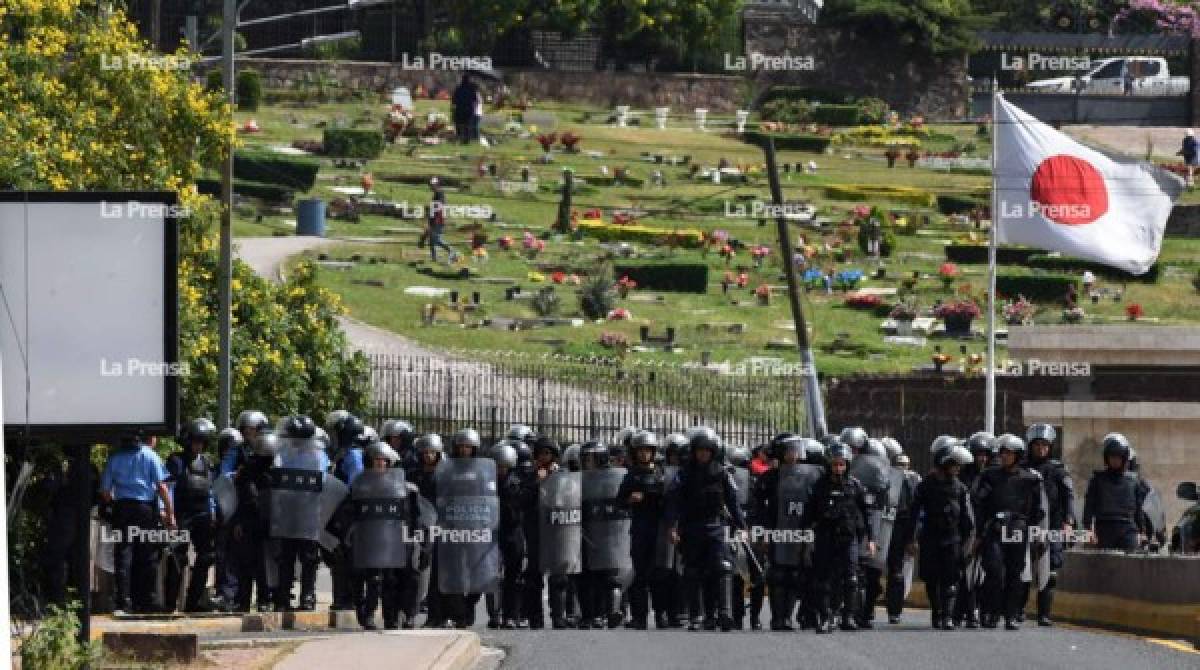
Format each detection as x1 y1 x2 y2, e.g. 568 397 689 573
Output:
1092 470 1140 523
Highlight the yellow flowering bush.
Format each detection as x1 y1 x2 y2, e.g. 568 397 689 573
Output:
1 0 369 421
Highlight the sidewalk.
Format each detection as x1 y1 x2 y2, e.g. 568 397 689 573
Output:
272 630 483 670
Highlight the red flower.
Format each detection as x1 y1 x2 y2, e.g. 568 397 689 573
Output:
551 271 566 284
939 262 960 278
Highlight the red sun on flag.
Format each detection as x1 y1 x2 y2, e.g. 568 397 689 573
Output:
1029 155 1108 225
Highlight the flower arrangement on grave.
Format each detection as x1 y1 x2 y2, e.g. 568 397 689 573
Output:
1125 303 1144 321
939 262 960 290
498 235 513 251
612 211 635 226
536 132 558 153
599 331 630 350
1062 306 1086 324
360 172 374 194
934 299 981 335
472 247 488 261
802 268 825 290
721 271 734 293
833 269 865 291
889 299 919 321
844 292 883 309
528 271 546 282
241 119 261 133
616 275 637 298
567 274 582 286
736 272 749 289
720 244 736 265
1003 295 1036 326
755 284 772 305
607 307 631 321
560 131 581 152
551 271 566 284
751 245 771 267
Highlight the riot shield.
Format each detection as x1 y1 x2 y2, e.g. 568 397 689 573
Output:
351 469 410 570
583 467 633 583
435 457 500 594
869 467 905 571
654 465 679 570
269 438 330 541
213 472 237 521
1143 486 1167 549
1027 486 1051 588
851 455 890 570
773 464 821 567
732 467 751 515
409 491 437 572
538 470 582 576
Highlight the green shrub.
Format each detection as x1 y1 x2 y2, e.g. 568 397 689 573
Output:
996 274 1079 302
760 98 812 124
205 69 223 93
576 219 705 248
532 287 561 316
856 97 890 124
742 131 832 153
856 221 898 258
936 194 986 215
322 128 385 158
20 604 100 670
236 69 262 111
1025 254 1160 283
233 149 319 191
944 245 1041 265
824 184 936 207
580 269 616 319
811 104 862 126
761 86 853 105
613 262 709 293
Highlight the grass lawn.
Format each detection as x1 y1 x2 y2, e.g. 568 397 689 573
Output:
233 96 1200 375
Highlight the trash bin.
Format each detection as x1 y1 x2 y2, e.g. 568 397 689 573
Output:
296 198 326 237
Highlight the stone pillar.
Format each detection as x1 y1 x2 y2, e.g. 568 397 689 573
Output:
616 105 630 128
736 110 750 133
695 108 708 131
655 107 669 129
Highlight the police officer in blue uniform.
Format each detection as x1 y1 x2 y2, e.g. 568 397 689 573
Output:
100 432 176 614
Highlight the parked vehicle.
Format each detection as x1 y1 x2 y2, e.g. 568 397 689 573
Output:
1027 57 1190 96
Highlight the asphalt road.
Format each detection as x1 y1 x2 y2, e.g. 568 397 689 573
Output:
477 609 1197 670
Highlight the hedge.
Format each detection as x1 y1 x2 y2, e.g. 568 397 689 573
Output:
761 86 853 105
824 184 936 207
197 177 293 203
613 262 709 293
996 274 1079 302
810 104 862 126
742 131 832 153
236 70 262 111
575 219 704 248
944 245 1041 265
322 128 385 158
232 149 319 191
1026 254 1160 283
937 194 988 215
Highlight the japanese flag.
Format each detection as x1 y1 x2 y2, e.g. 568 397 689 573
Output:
993 94 1183 275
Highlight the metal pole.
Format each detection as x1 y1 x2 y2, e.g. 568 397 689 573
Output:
0 355 10 657
218 0 235 429
763 138 828 438
985 81 999 435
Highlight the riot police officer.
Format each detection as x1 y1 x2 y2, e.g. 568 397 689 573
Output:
1083 433 1150 551
352 441 408 630
100 432 176 614
435 428 491 628
973 434 1045 630
406 433 444 627
220 410 269 475
578 440 630 629
953 431 994 628
801 442 874 634
1025 423 1074 627
852 439 891 629
666 427 744 632
492 441 531 629
331 425 375 612
229 432 281 612
884 442 920 625
618 430 670 629
272 415 339 612
381 419 417 472
524 436 562 628
839 427 869 455
213 427 245 609
755 434 820 631
165 418 219 612
910 442 974 630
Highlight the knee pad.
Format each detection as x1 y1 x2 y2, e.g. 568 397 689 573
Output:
716 560 734 577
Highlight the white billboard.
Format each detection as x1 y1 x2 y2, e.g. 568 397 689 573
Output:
0 193 179 438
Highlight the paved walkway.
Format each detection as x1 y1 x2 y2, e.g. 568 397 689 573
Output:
273 631 483 670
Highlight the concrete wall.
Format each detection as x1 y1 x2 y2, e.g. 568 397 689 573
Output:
969 92 1191 127
232 58 748 113
1007 326 1200 367
1167 203 1200 238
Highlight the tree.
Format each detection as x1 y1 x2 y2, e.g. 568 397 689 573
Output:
0 0 370 423
1114 0 1200 37
821 0 988 58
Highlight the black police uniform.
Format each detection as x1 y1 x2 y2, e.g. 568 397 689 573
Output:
1083 468 1149 551
617 460 670 628
910 471 973 628
164 449 218 611
801 470 872 632
973 465 1045 627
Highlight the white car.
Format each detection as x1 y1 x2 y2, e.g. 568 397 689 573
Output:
1026 56 1190 96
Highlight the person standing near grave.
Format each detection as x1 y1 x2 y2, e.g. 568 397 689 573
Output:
426 177 458 263
452 75 477 144
1179 129 1198 187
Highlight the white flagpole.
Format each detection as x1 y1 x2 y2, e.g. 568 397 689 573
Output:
985 81 999 435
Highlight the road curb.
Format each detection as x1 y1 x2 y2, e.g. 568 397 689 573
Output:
427 630 482 670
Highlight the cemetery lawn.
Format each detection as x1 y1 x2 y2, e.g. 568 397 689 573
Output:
235 99 1200 376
